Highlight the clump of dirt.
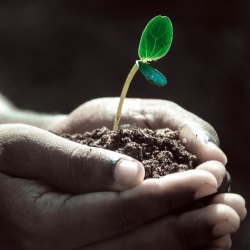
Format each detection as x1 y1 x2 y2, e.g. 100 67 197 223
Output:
59 127 198 179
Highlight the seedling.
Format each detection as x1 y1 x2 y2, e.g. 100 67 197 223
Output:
113 15 173 131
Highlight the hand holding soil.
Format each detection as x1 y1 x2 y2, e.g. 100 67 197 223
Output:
53 97 228 165
0 123 245 250
48 97 246 249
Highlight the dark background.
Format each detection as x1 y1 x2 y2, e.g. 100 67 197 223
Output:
0 1 249 249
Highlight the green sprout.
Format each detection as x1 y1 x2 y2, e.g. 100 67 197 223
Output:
113 15 173 131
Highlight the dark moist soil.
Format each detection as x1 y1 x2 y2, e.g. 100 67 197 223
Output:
59 127 198 179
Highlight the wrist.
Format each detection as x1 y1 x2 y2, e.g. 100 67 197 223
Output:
0 93 67 130
0 107 67 130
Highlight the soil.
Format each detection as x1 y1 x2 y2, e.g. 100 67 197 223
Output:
59 127 198 179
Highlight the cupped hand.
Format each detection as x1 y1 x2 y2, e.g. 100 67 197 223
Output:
0 124 246 250
51 98 227 165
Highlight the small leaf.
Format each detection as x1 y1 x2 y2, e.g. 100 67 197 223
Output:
137 60 167 87
138 16 173 62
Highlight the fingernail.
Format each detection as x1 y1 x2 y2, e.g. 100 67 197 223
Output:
213 221 238 237
194 184 217 200
114 160 140 187
207 142 228 165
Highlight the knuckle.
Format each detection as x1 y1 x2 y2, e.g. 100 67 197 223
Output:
0 124 30 172
69 146 94 192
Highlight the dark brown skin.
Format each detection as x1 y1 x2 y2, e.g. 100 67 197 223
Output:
0 98 246 249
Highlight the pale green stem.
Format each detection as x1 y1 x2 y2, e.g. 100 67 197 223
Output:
113 63 139 131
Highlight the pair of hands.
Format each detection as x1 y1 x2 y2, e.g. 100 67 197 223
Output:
0 98 246 249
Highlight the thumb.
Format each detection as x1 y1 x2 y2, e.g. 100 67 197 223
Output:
0 124 145 193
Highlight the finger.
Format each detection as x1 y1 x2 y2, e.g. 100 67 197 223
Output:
81 204 239 250
184 161 229 211
194 163 246 221
196 161 231 193
200 234 232 250
0 124 145 193
44 169 219 246
196 161 226 188
209 193 247 221
178 123 227 165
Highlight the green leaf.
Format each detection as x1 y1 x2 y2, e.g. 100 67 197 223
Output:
136 60 167 87
138 15 173 62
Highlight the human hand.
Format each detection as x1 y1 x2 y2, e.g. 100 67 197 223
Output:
52 98 227 165
49 97 246 249
0 124 144 249
0 125 245 250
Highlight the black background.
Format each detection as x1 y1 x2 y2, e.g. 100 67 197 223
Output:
0 1 249 248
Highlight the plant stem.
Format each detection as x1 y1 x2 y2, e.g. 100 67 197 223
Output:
113 63 139 131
